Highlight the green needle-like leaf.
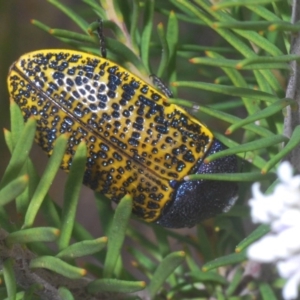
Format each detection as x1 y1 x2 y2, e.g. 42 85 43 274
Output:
88 278 146 294
0 174 29 206
50 28 96 44
6 227 60 246
166 10 178 87
82 0 106 19
105 37 148 78
262 125 300 173
191 56 289 70
3 259 16 300
197 105 274 138
56 237 108 259
172 81 279 102
58 141 87 250
237 55 300 69
205 135 288 163
30 256 87 279
212 0 282 10
213 20 300 31
127 0 140 54
236 224 270 252
226 98 294 134
48 0 89 32
9 101 25 148
225 266 244 296
156 22 169 78
259 282 278 300
103 195 133 278
186 172 275 182
58 287 75 300
0 118 36 190
148 251 185 298
202 251 247 272
189 270 228 285
23 133 68 229
31 19 51 32
140 0 154 73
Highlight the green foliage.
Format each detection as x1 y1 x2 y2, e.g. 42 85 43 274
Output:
0 0 295 299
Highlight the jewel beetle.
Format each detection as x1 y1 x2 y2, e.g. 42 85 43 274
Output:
7 48 238 228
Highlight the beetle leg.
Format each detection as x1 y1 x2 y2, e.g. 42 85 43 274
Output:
150 74 173 98
97 18 107 59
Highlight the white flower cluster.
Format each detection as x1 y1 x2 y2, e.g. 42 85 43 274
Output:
248 161 300 300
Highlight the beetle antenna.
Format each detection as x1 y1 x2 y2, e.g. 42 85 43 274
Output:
150 74 173 98
97 19 107 59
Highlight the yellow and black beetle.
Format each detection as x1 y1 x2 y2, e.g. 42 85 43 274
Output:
7 49 238 228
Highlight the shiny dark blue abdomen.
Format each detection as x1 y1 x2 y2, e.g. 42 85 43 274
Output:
156 139 238 228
